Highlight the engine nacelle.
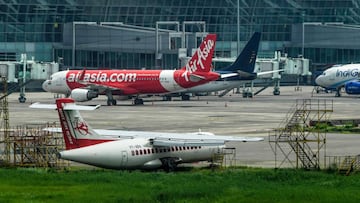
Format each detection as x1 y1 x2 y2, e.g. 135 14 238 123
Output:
345 80 360 94
70 88 98 102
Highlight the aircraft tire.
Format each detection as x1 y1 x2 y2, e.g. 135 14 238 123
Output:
162 158 177 172
181 94 190 101
134 98 144 105
18 96 26 103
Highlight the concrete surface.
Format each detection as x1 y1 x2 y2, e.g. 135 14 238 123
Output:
5 86 360 168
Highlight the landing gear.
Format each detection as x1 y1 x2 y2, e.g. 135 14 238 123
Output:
163 95 172 101
18 95 26 103
273 87 280 96
105 90 116 106
134 98 144 105
181 94 190 101
161 158 179 172
107 99 117 106
335 88 341 97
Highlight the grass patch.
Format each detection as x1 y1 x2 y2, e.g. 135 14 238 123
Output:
312 123 360 133
0 167 359 202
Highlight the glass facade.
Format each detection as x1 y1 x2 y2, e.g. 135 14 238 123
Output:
1 0 360 69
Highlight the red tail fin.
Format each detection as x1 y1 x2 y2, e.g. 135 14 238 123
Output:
55 98 111 150
56 98 79 150
181 34 216 73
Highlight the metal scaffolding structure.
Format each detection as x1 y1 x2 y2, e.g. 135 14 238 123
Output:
0 77 10 165
0 75 67 168
8 123 68 168
0 122 68 168
269 99 333 170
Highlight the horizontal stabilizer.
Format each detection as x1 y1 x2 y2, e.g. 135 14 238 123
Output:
237 70 257 78
189 74 206 82
220 72 239 79
30 102 100 111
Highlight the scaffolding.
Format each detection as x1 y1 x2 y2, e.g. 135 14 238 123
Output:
0 121 68 168
269 99 333 170
8 123 68 168
0 77 10 165
326 155 360 175
211 147 236 168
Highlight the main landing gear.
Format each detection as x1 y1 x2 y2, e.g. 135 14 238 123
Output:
107 98 117 106
161 157 180 172
106 90 117 106
335 88 341 97
133 98 144 105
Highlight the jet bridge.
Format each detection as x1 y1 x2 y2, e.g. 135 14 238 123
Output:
0 54 59 102
212 51 311 97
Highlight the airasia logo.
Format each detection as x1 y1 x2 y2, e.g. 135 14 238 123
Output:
67 72 137 83
181 39 214 81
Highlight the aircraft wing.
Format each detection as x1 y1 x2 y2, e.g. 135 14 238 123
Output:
94 129 264 146
44 128 264 146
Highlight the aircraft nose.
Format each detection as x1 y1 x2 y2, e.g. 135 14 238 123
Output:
315 75 323 86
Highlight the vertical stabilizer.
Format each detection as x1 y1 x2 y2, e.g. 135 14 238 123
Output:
181 34 217 73
55 98 109 149
222 32 261 73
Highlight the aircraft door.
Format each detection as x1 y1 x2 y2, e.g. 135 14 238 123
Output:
120 151 128 166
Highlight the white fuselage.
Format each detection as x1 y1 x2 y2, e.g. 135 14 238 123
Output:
315 64 360 89
185 80 244 93
59 138 224 170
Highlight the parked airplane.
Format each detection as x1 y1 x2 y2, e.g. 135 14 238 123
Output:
42 34 234 105
315 63 360 97
165 32 262 101
30 98 264 171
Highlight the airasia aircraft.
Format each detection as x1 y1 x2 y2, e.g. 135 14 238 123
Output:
42 34 228 105
30 98 264 171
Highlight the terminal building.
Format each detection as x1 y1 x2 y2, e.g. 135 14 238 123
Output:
0 0 360 87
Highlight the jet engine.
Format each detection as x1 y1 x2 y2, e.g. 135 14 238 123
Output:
70 88 99 102
345 80 360 94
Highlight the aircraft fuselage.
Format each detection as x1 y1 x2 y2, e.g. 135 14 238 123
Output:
59 138 224 170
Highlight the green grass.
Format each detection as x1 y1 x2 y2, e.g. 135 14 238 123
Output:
0 167 359 203
310 123 360 134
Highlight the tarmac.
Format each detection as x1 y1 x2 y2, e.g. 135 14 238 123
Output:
6 86 360 169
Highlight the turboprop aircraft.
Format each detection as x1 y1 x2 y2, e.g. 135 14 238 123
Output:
42 34 235 106
315 63 360 97
30 98 264 171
